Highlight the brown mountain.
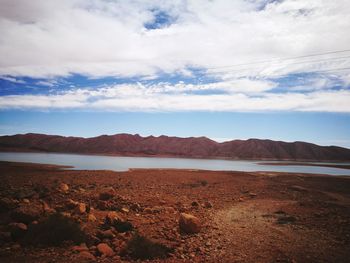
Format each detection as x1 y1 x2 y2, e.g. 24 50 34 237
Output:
0 133 350 161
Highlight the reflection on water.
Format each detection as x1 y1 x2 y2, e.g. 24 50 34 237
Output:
0 152 349 176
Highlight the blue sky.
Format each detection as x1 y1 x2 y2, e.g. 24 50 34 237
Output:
0 0 350 148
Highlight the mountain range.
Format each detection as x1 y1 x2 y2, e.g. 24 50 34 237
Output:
0 133 350 161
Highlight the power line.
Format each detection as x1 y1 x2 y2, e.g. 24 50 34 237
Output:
246 67 350 80
207 55 350 75
198 49 350 70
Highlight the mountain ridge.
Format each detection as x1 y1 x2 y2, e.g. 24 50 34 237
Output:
0 133 350 161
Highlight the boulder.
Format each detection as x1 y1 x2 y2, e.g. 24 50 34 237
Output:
105 212 132 233
99 187 116 200
97 243 114 256
105 211 124 225
59 183 69 192
179 213 201 234
76 203 86 214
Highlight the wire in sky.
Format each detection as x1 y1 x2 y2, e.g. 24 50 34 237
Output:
200 49 350 70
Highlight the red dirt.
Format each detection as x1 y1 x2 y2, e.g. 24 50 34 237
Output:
0 161 349 262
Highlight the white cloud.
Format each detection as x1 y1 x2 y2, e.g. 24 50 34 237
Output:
0 82 349 112
0 76 26 84
0 0 350 79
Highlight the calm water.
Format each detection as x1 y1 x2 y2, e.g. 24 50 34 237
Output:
0 152 350 176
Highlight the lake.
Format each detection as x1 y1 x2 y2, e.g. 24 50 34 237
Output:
0 152 350 176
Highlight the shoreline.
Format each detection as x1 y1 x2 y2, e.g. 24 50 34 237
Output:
258 161 350 170
0 160 349 177
1 149 350 163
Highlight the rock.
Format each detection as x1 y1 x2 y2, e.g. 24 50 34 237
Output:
72 243 89 252
121 207 129 213
88 214 97 222
79 251 96 261
60 212 71 218
203 201 213 208
0 197 18 212
130 203 141 211
179 213 201 234
97 243 114 256
249 192 257 198
42 201 55 214
9 222 27 240
99 187 116 200
59 183 69 192
22 198 30 204
105 212 132 233
144 207 152 214
76 203 86 214
105 211 124 225
191 201 199 207
11 203 42 224
97 229 115 239
97 200 109 210
66 199 79 209
112 239 127 254
277 215 297 225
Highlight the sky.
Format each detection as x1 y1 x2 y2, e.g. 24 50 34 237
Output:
0 0 350 148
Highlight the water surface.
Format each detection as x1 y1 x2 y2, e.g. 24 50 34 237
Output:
0 152 349 176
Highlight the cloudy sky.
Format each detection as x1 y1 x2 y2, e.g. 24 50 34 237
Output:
0 0 350 147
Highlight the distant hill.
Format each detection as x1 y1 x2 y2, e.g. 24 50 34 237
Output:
0 133 350 161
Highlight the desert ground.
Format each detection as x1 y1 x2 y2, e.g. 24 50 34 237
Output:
0 161 349 262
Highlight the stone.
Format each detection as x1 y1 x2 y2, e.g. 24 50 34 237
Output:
97 200 109 210
72 243 89 252
105 211 124 225
203 201 213 208
249 192 257 198
76 203 86 214
88 214 97 222
66 199 79 209
99 187 116 200
191 201 199 207
179 213 201 234
79 251 96 261
130 203 141 211
42 201 55 214
22 198 30 204
121 207 129 213
97 229 115 239
97 243 114 256
59 183 69 192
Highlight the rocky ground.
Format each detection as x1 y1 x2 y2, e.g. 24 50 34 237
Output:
0 161 349 262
